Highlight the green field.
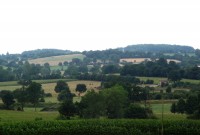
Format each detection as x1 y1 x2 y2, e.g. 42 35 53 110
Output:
137 76 200 84
0 109 58 122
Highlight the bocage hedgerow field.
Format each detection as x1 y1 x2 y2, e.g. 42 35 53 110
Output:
0 78 199 135
28 54 85 66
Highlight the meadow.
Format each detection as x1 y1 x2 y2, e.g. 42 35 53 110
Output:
28 54 85 66
137 76 200 84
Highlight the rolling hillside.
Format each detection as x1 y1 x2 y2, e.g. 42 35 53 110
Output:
28 54 85 66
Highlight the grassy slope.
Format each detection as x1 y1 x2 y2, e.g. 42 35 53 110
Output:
137 76 200 84
28 54 85 66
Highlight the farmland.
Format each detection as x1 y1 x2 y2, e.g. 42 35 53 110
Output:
0 80 101 103
137 76 200 84
28 54 85 66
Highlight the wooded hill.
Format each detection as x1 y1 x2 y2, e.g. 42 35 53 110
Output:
118 44 195 53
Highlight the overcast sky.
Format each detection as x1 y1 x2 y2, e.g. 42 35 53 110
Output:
0 0 200 54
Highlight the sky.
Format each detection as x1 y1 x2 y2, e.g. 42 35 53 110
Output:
0 0 200 54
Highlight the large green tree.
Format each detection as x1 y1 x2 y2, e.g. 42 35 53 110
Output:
0 90 15 109
79 90 105 118
76 84 87 96
54 80 70 93
26 82 44 111
102 85 128 118
176 98 185 114
58 99 76 119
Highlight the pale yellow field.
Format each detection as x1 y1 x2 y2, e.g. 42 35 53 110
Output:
120 58 181 64
0 80 101 103
28 54 85 66
43 80 101 103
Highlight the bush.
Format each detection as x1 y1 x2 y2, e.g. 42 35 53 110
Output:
45 93 52 97
124 104 149 119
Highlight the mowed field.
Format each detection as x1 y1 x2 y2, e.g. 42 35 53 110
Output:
0 80 101 103
120 58 181 64
43 80 101 103
28 54 85 66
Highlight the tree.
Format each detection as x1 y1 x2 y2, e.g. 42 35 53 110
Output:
171 102 176 114
76 84 87 96
57 90 74 101
176 98 185 114
58 62 63 71
168 70 182 83
15 79 32 111
79 90 105 118
185 95 198 114
0 90 15 109
13 88 28 111
54 80 70 93
124 103 149 118
58 99 76 119
102 85 128 118
102 65 119 74
26 82 44 111
166 86 172 93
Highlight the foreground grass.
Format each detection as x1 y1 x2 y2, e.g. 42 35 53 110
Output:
1 119 200 135
0 109 58 122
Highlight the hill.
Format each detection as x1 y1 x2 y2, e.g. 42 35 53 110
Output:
21 49 72 59
28 54 85 66
118 44 195 53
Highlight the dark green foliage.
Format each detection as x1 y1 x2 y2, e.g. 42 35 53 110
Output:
0 66 15 82
21 49 71 59
13 88 28 111
2 120 200 135
124 104 148 119
185 95 199 114
102 85 128 118
26 82 44 111
195 49 200 58
166 86 172 93
168 70 182 83
79 90 105 118
102 64 120 74
170 103 176 114
58 100 76 119
176 98 185 114
75 84 87 94
44 93 52 97
0 90 15 109
122 44 195 53
54 80 70 93
57 90 74 101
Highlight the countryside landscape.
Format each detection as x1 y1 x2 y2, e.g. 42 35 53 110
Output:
1 44 200 134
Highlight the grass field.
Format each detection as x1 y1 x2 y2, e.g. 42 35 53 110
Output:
28 54 85 66
0 80 101 104
43 80 101 103
0 103 186 122
0 109 58 122
151 103 187 120
137 76 200 84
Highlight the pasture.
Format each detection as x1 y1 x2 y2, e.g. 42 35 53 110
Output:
137 76 200 84
0 80 101 104
28 54 85 66
120 58 181 64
